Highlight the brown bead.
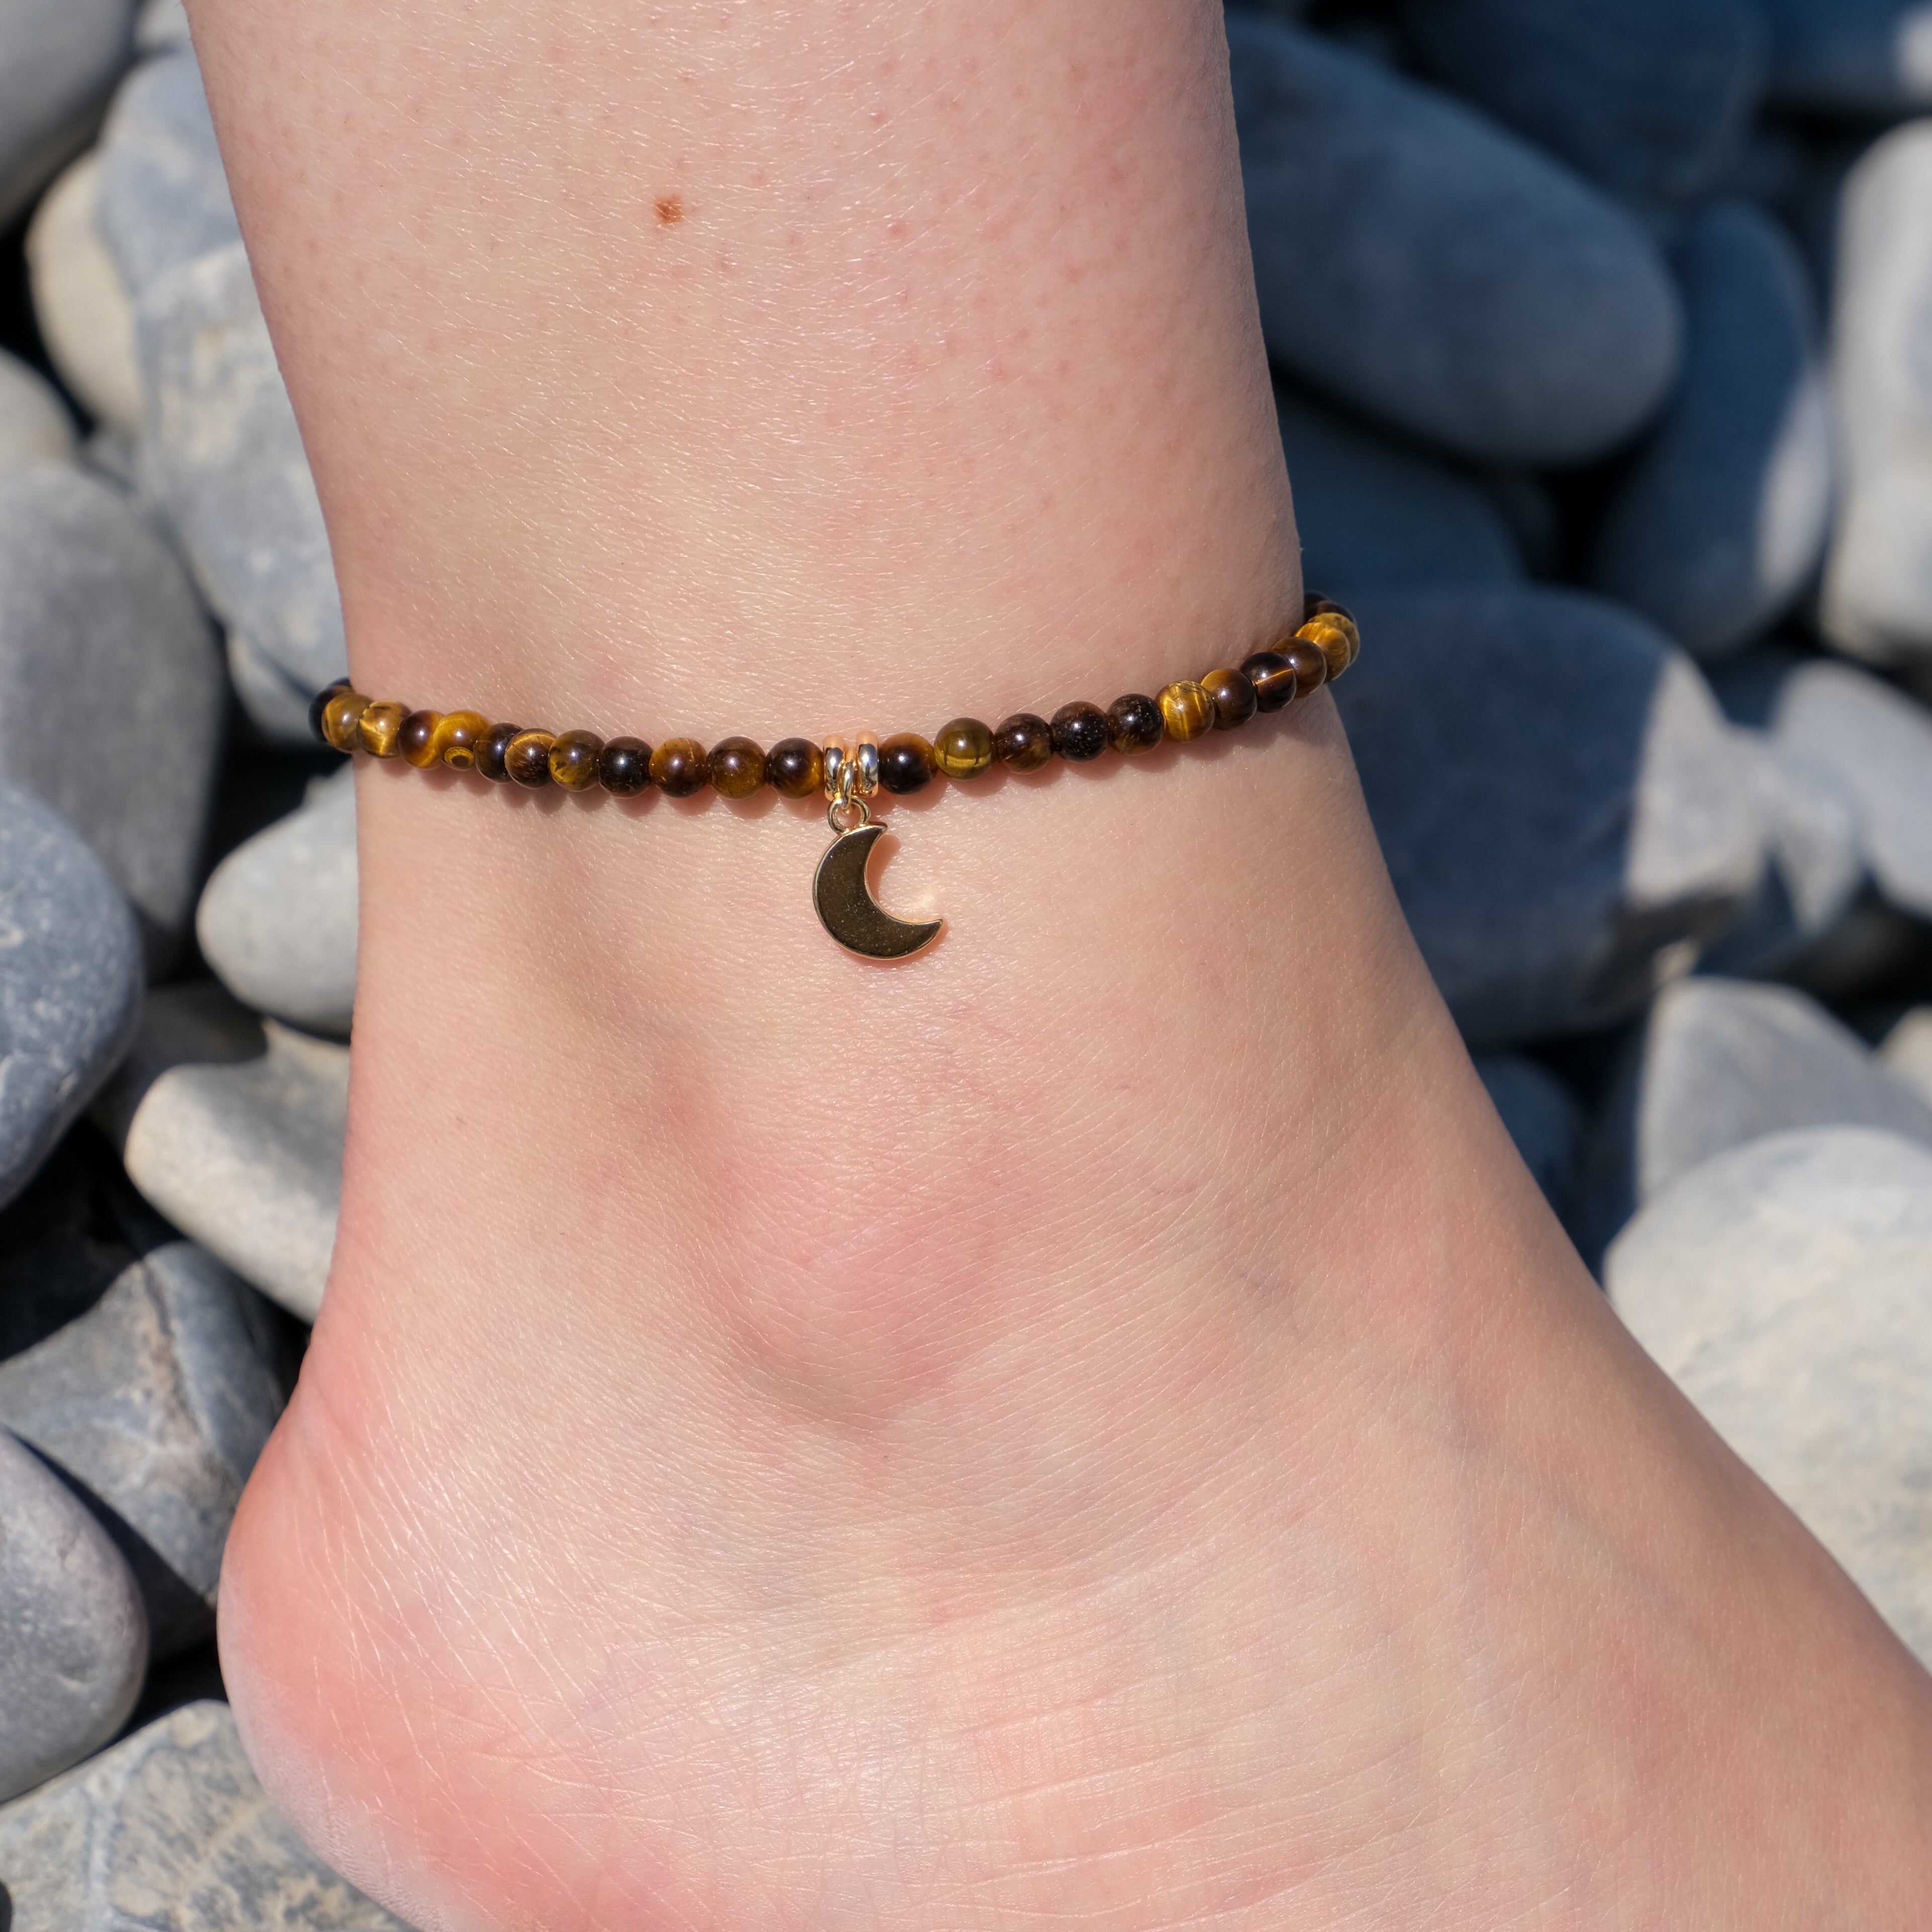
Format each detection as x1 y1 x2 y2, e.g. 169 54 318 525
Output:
433 710 490 769
766 737 824 799
1240 651 1299 714
932 717 994 781
1103 693 1163 755
504 729 556 787
1201 666 1258 731
1278 638 1329 699
475 721 522 782
547 729 604 790
709 736 768 799
309 681 349 746
357 701 408 759
1296 618 1355 683
651 738 709 798
1304 591 1354 627
598 736 652 796
994 712 1055 772
319 687 369 754
400 711 444 767
1050 702 1110 763
1157 681 1215 744
878 732 938 794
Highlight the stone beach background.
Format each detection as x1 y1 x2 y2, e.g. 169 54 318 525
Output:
1 0 1932 1917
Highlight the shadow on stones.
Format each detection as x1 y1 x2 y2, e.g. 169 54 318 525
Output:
1 1877 13 1932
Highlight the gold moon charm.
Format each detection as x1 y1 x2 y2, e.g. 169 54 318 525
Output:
814 823 943 960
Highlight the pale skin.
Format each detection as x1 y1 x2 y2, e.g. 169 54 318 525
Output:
186 1 1932 1924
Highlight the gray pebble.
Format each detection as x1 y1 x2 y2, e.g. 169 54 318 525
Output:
27 150 144 437
0 347 75 465
98 988 347 1322
1277 385 1522 590
133 0 189 53
0 1699 410 1929
0 782 142 1212
1608 1127 1932 1666
227 627 334 746
1593 203 1833 661
136 241 348 704
1881 1008 1932 1108
198 763 357 1032
0 464 223 947
0 0 134 232
1401 0 1766 206
1332 587 1762 1046
0 1241 285 1656
1473 1054 1582 1217
1578 977 1932 1264
1757 0 1932 113
0 1428 147 1805
1228 15 1682 466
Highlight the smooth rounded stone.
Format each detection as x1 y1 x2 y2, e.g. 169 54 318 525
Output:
97 989 347 1322
26 151 143 436
1331 588 1762 1047
226 626 330 744
1821 124 1932 666
96 49 239 304
0 783 142 1212
136 241 348 700
1607 1128 1932 1665
1402 0 1765 205
1770 659 1932 921
0 347 75 465
1227 16 1683 467
1592 204 1833 662
1473 1054 1583 1218
1276 386 1522 590
0 1241 284 1657
0 0 134 233
1757 0 1932 112
1881 1008 1932 1108
0 1700 410 1930
197 764 357 1031
0 465 223 947
133 0 189 51
0 1428 147 1805
1698 729 1864 977
1577 977 1932 1267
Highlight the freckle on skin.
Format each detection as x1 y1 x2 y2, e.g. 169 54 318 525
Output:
655 194 684 225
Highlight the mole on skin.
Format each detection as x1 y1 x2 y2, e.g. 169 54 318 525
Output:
655 194 684 225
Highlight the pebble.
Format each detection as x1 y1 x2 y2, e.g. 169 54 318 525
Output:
1276 385 1522 589
97 987 348 1322
197 763 358 1033
96 48 240 304
0 1429 147 1805
1400 0 1766 206
1881 1009 1932 1108
1757 0 1932 114
134 0 191 53
0 782 142 1212
0 464 222 947
0 0 134 231
227 627 335 745
1592 203 1834 661
1770 659 1932 921
1607 1128 1932 1666
1331 587 1762 1047
1577 976 1932 1263
26 149 143 434
0 1241 286 1656
1473 1054 1583 1218
1821 123 1932 666
0 1700 409 1929
136 241 349 713
1227 15 1682 467
0 346 74 464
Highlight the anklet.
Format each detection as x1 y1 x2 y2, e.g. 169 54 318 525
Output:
309 596 1359 960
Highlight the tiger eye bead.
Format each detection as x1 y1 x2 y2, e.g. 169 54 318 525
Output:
1157 681 1215 744
357 701 408 759
309 680 349 746
548 729 605 790
400 710 443 768
504 729 556 787
766 737 824 799
878 733 938 794
1201 666 1258 731
1240 651 1299 714
598 736 652 796
1278 638 1329 699
994 712 1055 772
1298 606 1360 679
1050 702 1111 763
1105 693 1163 755
319 686 370 753
475 721 522 782
932 717 995 781
651 738 709 798
433 710 490 769
709 736 767 799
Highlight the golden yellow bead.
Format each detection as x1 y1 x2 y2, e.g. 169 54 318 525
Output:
1297 614 1359 680
357 701 409 759
433 710 490 769
1157 680 1215 743
932 717 995 781
319 688 369 753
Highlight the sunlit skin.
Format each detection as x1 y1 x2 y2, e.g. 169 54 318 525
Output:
189 1 1932 1924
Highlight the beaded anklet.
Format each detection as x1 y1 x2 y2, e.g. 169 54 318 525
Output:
310 595 1360 961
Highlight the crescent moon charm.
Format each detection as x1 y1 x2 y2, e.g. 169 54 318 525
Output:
814 822 944 960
